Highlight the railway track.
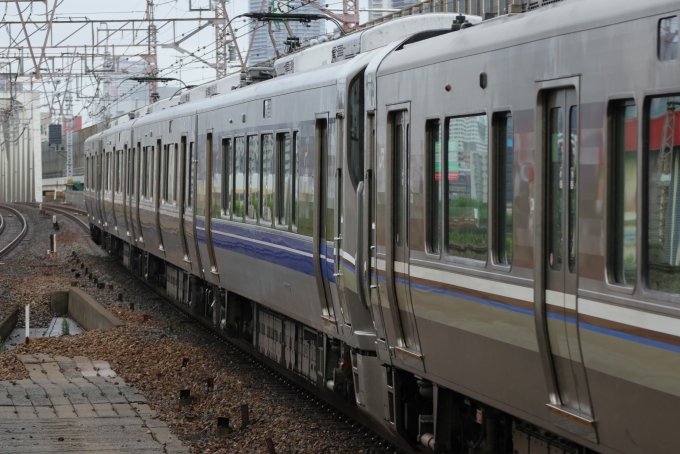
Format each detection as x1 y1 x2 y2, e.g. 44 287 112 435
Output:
26 203 90 234
0 205 28 259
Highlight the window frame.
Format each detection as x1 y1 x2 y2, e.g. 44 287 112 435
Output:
491 110 515 271
606 98 638 293
232 135 246 221
424 116 443 258
275 129 293 231
443 112 490 267
641 92 680 300
658 15 679 62
260 131 276 227
220 136 232 219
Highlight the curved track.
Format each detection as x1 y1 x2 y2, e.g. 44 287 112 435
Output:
28 203 90 234
0 205 28 259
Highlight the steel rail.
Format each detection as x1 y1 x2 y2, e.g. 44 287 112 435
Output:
0 205 28 259
27 203 90 234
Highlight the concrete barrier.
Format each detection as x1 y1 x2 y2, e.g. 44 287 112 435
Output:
0 309 19 343
50 291 69 315
67 288 124 331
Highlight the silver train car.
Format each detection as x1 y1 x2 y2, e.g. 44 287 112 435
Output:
84 1 680 452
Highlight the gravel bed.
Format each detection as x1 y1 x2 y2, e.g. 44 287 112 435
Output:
0 205 388 454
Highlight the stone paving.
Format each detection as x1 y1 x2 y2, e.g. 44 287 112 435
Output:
0 354 188 453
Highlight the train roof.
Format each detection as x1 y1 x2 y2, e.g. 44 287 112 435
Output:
377 0 679 77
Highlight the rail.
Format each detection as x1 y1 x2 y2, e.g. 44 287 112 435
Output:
0 205 28 259
27 203 90 234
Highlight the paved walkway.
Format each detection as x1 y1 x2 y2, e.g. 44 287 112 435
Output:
0 354 188 453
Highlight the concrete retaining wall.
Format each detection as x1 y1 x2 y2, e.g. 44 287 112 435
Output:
65 288 124 331
0 309 19 342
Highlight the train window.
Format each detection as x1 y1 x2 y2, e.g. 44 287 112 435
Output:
611 100 638 287
247 135 260 220
221 139 231 216
85 157 89 190
187 143 194 208
234 137 246 218
142 148 148 198
445 115 489 262
277 133 292 226
568 106 578 273
130 148 136 197
106 153 111 192
645 95 680 293
493 113 514 265
211 134 222 220
548 107 563 271
659 16 678 61
115 151 121 193
169 144 177 203
347 71 365 191
163 145 169 201
150 146 156 200
293 131 299 228
425 119 442 255
261 134 275 224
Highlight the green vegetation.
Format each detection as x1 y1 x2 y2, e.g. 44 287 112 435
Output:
61 318 70 336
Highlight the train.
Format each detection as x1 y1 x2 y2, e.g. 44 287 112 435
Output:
83 0 680 452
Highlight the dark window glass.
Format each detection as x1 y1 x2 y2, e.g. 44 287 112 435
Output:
646 95 680 293
163 145 170 201
347 71 365 190
277 133 292 226
612 101 638 286
142 148 147 198
494 113 514 265
426 119 442 254
211 135 222 220
548 107 563 271
234 137 246 218
394 122 404 247
262 134 275 224
247 135 260 220
221 139 231 216
293 131 299 228
659 16 678 61
188 143 194 208
568 106 578 273
446 115 489 262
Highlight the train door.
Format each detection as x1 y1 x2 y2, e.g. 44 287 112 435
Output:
313 114 339 329
134 142 143 241
205 132 219 277
386 107 423 368
122 145 132 240
155 139 165 253
184 129 203 278
541 88 596 442
179 136 190 266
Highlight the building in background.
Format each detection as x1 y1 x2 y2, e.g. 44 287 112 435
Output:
248 0 326 65
0 88 42 202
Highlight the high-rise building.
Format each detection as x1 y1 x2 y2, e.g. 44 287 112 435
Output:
248 0 326 65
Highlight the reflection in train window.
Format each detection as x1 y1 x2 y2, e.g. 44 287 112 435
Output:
293 131 299 228
568 106 578 273
247 135 260 221
277 133 292 227
142 148 148 198
426 119 442 254
221 139 232 216
446 115 489 262
494 112 514 265
646 95 680 293
611 100 637 286
170 144 177 203
659 16 678 61
548 107 563 271
261 134 275 224
211 135 222 220
234 137 246 218
187 143 193 208
163 145 170 201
